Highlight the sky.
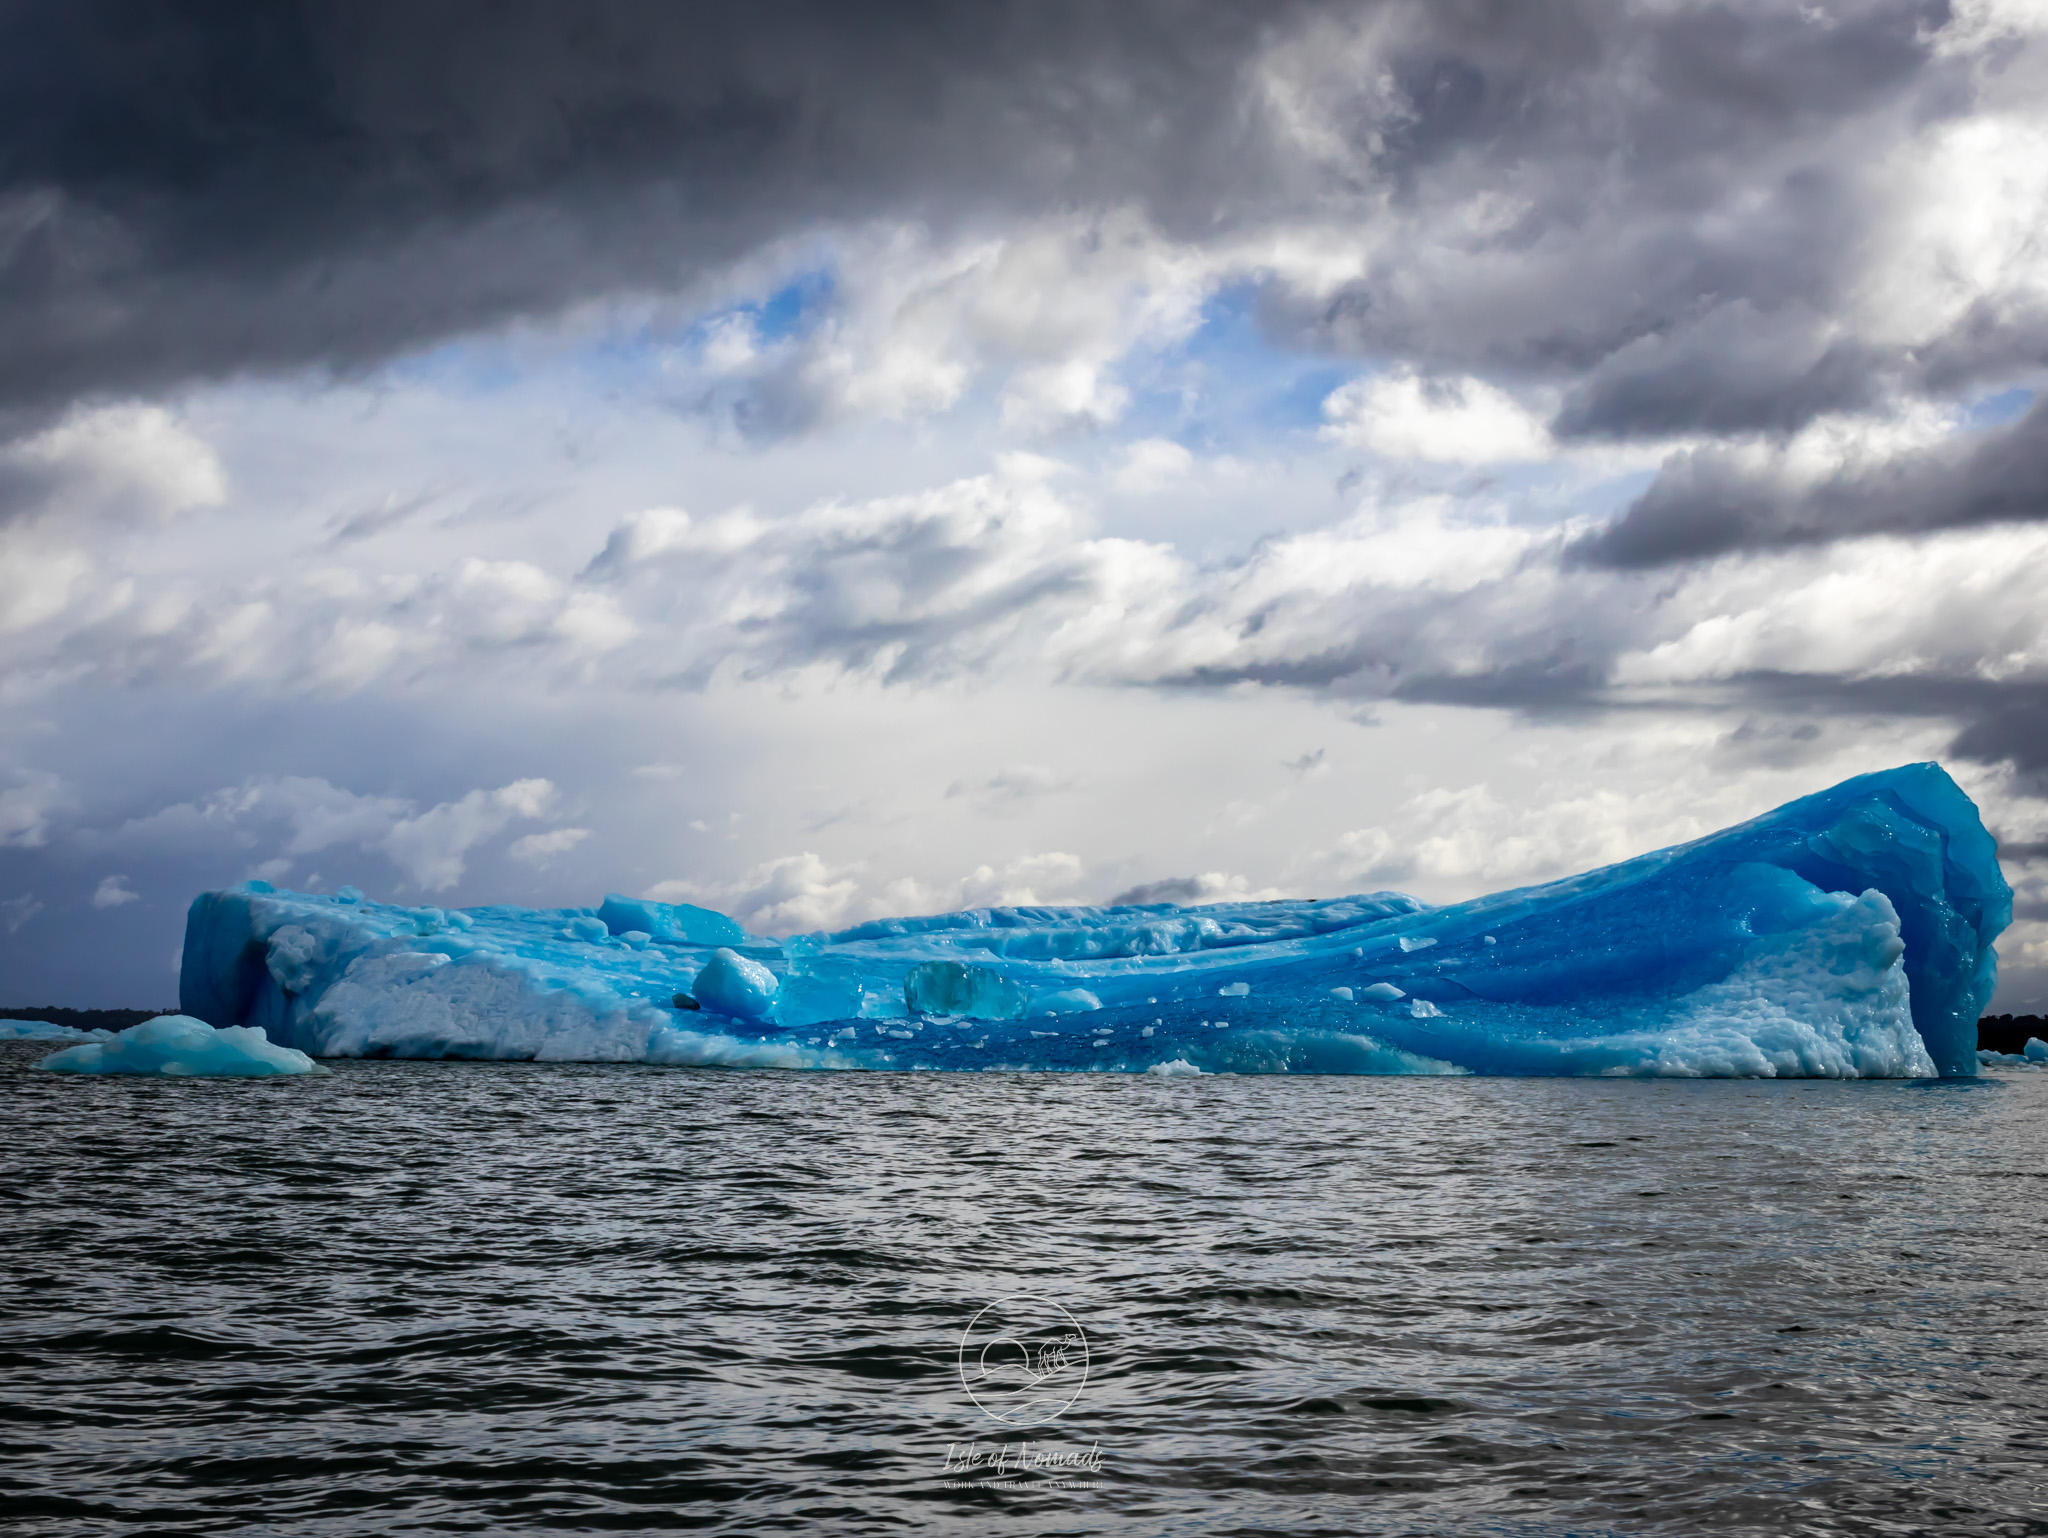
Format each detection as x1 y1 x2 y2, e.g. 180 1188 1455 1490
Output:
4 0 2048 1010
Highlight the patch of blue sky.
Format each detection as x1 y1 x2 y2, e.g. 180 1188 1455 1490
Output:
1113 282 1360 454
663 267 837 367
1963 384 2036 429
376 269 840 400
743 268 836 342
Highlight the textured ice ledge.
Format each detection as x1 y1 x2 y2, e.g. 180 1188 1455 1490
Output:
178 763 2010 1078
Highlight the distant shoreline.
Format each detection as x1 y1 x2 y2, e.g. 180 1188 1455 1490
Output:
1 1006 177 1033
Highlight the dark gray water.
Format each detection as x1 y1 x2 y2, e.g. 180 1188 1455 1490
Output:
4 1045 2047 1537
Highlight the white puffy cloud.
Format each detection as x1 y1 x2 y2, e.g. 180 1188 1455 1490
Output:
682 212 1217 439
91 874 140 908
0 771 71 848
1112 437 1196 494
1321 370 1553 464
508 827 591 865
648 846 1096 935
649 851 864 935
582 457 1175 687
105 774 563 893
0 405 223 637
0 404 225 527
381 779 557 891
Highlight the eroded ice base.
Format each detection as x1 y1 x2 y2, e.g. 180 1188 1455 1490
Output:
177 763 2010 1078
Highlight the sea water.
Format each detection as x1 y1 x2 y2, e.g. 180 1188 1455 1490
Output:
4 1044 2046 1535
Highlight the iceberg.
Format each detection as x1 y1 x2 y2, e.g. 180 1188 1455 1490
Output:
1978 1036 2048 1070
36 1014 320 1077
1 1019 107 1042
174 763 2009 1078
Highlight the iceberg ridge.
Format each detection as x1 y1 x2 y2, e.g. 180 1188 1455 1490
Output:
175 763 2009 1077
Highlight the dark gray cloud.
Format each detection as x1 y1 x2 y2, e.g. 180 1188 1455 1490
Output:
0 0 1297 420
0 0 2021 451
1106 876 1213 906
1707 672 2048 793
1253 1 2007 426
1575 392 2048 566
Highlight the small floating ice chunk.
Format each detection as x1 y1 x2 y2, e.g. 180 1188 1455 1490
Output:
560 915 609 943
0 1020 105 1042
1147 1058 1204 1077
1142 1025 1155 1037
1483 935 1497 945
1030 986 1102 1015
2028 1037 2048 1063
692 948 780 1020
1219 981 1250 997
1359 982 1406 1001
1399 935 1437 953
905 960 1029 1020
37 1015 318 1077
1410 999 1443 1019
1330 986 1355 1002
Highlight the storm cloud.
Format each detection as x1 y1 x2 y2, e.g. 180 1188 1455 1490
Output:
2 0 2031 442
1573 391 2048 563
0 0 1292 416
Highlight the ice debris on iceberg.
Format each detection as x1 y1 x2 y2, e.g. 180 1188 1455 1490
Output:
37 1015 319 1077
174 763 2010 1078
690 947 779 1020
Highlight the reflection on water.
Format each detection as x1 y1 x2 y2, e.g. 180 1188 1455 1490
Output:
4 1047 2046 1535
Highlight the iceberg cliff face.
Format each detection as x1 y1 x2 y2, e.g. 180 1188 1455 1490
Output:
179 763 2010 1077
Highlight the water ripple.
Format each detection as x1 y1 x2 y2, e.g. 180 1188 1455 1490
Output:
4 1047 2047 1534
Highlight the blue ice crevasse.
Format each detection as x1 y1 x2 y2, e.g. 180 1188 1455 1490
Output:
173 763 2010 1078
904 961 1030 1019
